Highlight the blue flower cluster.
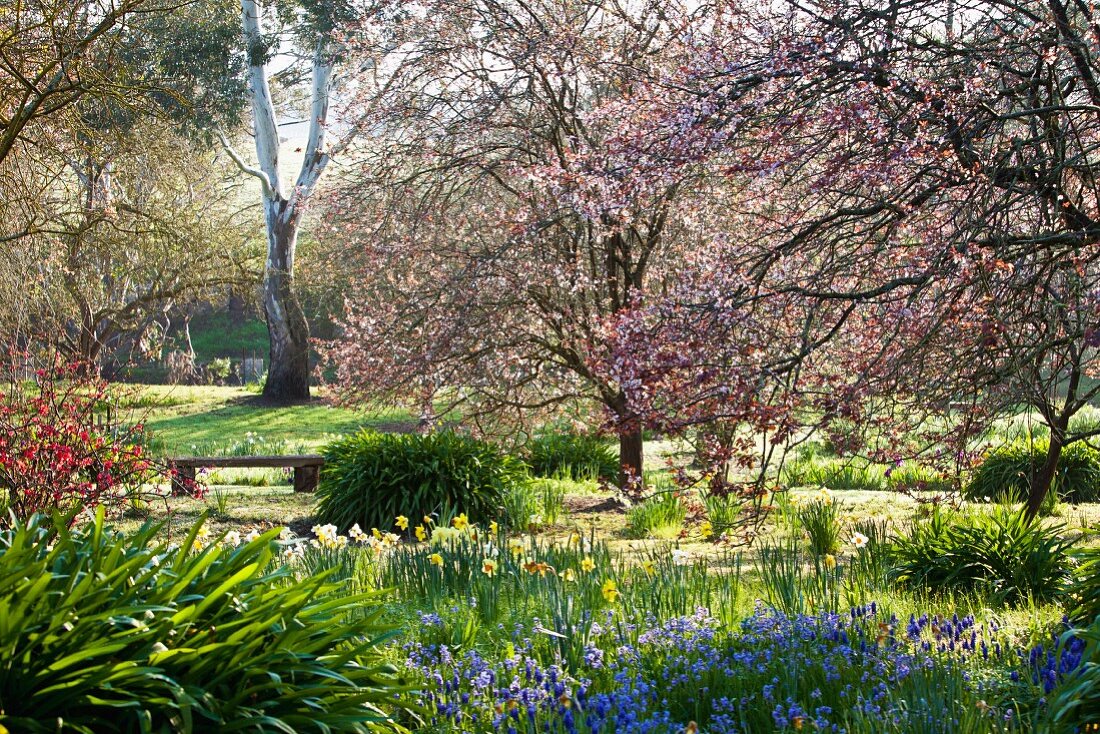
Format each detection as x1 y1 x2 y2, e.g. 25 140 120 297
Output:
403 604 1085 733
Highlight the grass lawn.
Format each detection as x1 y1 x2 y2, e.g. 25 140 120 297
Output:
129 384 416 455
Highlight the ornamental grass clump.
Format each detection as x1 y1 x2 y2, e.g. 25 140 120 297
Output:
524 431 620 482
891 506 1073 604
0 510 413 733
966 440 1100 503
625 489 687 539
316 429 527 532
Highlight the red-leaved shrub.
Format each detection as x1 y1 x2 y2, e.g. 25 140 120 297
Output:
0 357 172 524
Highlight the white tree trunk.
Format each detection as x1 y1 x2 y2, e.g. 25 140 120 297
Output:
235 0 337 401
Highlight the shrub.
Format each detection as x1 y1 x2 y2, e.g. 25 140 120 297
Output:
316 429 527 531
966 440 1100 503
890 506 1073 604
625 490 687 539
0 510 412 732
524 431 619 481
0 359 171 524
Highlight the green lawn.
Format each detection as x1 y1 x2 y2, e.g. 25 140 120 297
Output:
131 385 415 455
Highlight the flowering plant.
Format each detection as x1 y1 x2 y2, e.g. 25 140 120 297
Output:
0 357 175 524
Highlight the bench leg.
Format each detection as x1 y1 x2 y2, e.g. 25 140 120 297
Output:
294 465 319 493
171 464 196 496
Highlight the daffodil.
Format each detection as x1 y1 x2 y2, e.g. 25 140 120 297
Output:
429 552 444 567
642 560 656 576
395 515 409 531
415 525 427 542
452 513 469 531
561 568 576 582
851 532 869 549
508 538 525 557
823 554 837 570
580 557 596 573
482 558 498 576
601 579 619 603
490 521 499 535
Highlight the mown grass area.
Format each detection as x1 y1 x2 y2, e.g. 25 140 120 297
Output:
127 385 416 455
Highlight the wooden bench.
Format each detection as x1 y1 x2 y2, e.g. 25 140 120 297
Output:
169 454 324 494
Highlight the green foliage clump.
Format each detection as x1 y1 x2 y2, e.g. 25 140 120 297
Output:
1067 547 1100 623
1046 620 1100 732
798 497 841 555
702 491 742 536
524 431 619 481
966 440 1100 504
625 490 687 539
501 478 567 530
316 429 527 531
0 511 411 733
890 506 1073 604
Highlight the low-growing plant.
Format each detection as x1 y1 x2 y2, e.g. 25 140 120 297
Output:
845 518 892 603
782 457 885 491
798 496 841 555
316 429 527 531
524 431 619 481
501 480 541 531
1067 546 1100 622
532 477 566 525
625 490 687 539
1046 621 1100 732
758 533 841 615
966 440 1100 503
891 506 1073 604
0 510 414 732
206 482 233 517
702 491 742 536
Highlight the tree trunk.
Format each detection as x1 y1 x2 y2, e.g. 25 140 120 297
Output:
261 204 310 401
619 426 644 498
1025 426 1064 519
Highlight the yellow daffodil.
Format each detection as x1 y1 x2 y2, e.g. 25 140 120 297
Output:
452 513 469 531
429 553 444 567
372 527 383 541
415 525 428 542
601 579 619 603
482 558 498 576
823 554 837 570
580 557 596 573
490 521 499 535
561 568 576 582
396 515 409 531
424 515 434 525
508 538 525 557
699 521 713 539
642 560 656 576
